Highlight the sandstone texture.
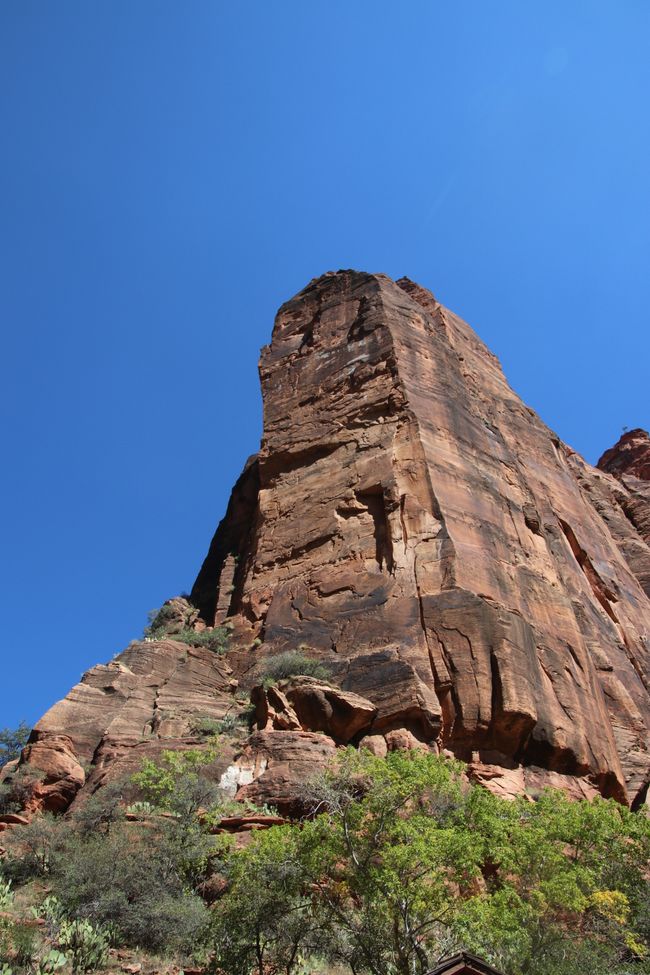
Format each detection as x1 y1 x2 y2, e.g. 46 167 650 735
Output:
596 429 650 598
14 271 650 814
192 271 650 806
7 637 239 812
252 676 377 743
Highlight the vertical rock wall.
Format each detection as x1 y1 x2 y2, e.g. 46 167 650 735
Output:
193 271 650 805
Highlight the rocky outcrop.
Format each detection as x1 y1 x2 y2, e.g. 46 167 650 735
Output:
192 271 650 807
16 271 650 813
252 677 377 743
20 636 238 811
233 731 337 816
599 428 650 482
594 429 650 599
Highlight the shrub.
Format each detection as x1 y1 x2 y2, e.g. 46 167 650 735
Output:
259 650 333 686
0 765 45 815
11 922 38 968
144 602 187 638
189 715 223 739
145 603 229 654
69 779 130 837
1 813 66 882
50 823 210 953
131 747 223 818
172 627 230 653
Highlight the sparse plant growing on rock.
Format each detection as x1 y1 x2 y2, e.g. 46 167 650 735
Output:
189 715 222 739
144 601 229 654
172 626 230 653
144 602 180 638
259 649 333 686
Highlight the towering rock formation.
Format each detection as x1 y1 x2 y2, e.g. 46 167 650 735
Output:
7 271 650 815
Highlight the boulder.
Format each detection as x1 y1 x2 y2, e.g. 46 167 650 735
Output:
234 730 337 816
253 677 376 743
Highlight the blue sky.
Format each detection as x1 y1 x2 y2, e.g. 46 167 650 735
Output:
1 2 648 729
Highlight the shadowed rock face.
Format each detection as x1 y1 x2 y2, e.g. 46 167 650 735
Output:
9 271 649 814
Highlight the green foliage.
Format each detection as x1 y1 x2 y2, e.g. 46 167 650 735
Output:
56 918 110 973
189 710 250 739
3 746 648 975
144 602 229 653
0 879 13 911
131 746 222 818
69 779 129 837
32 895 65 926
35 950 68 975
259 650 333 686
189 715 222 739
209 749 650 975
212 824 315 975
144 602 188 638
125 800 155 817
0 766 45 815
0 813 66 882
0 724 30 765
49 822 210 953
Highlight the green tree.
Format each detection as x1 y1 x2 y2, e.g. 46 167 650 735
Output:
0 723 30 765
131 745 222 819
211 749 650 975
212 826 317 975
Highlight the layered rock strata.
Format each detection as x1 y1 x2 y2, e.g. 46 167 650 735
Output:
7 271 650 814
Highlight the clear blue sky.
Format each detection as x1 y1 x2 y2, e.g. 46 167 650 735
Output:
1 2 648 730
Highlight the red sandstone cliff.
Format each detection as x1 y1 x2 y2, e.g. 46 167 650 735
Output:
6 272 650 815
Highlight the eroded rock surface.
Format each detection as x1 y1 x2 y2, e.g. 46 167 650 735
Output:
21 638 237 811
233 731 337 816
192 271 650 806
18 271 650 812
252 677 377 743
595 429 650 598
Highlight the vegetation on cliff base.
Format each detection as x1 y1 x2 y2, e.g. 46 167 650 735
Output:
212 750 650 975
1 749 649 975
